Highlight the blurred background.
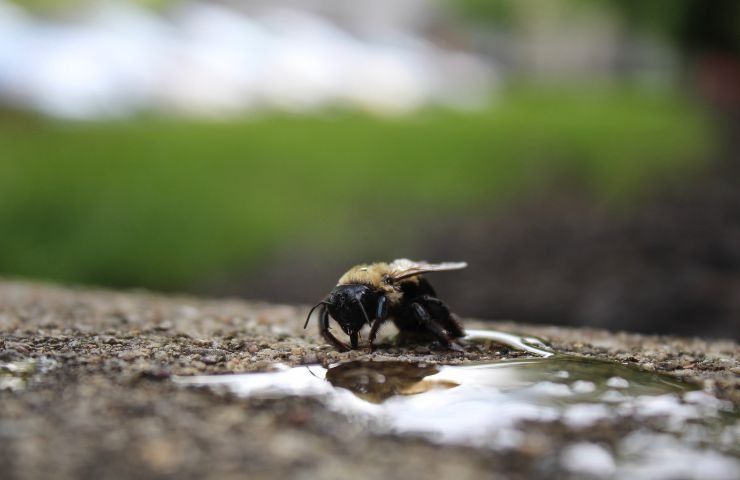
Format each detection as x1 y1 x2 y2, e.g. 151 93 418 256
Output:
1 0 738 338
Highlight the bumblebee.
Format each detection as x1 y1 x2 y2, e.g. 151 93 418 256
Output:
305 259 467 351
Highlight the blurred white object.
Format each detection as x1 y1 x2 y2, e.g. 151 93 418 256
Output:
0 0 495 119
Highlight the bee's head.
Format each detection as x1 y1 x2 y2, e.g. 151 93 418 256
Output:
325 284 376 335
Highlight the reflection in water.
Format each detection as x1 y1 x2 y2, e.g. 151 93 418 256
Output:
175 332 738 479
325 361 443 403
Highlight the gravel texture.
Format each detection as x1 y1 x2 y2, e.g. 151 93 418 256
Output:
0 279 737 480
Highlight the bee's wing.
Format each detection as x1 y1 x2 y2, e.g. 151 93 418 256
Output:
387 259 467 282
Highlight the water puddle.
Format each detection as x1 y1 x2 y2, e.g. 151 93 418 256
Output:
175 330 739 479
0 358 57 391
0 360 36 391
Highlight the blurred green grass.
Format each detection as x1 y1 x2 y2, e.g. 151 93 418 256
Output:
0 86 713 289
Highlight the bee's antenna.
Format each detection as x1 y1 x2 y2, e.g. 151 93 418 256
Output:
304 301 329 329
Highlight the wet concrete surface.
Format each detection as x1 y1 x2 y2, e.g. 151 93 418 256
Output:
0 280 737 479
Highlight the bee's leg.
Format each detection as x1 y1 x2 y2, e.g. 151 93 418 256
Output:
368 320 383 352
350 332 359 349
419 295 465 338
319 305 350 352
368 295 388 351
411 302 456 349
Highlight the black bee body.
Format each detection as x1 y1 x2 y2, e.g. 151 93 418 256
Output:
391 276 462 336
306 259 467 352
